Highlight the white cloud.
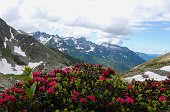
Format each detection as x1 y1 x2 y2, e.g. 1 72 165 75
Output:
163 27 170 31
0 0 170 46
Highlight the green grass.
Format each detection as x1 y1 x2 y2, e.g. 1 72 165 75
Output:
0 74 27 81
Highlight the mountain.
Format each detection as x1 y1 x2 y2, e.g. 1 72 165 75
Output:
31 31 145 72
124 53 170 81
0 18 82 75
136 52 161 61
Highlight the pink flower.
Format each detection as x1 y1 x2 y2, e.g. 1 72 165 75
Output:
159 96 167 101
160 88 166 91
79 98 87 103
37 77 45 82
156 82 161 86
117 97 125 103
53 69 61 74
5 89 10 93
49 81 57 86
73 67 79 71
19 81 24 86
49 72 56 77
6 95 16 101
0 93 8 97
112 70 116 75
64 67 72 74
151 82 155 87
33 71 40 77
52 77 58 81
88 95 96 102
73 91 80 96
70 77 75 83
39 86 45 91
30 79 36 84
109 102 113 106
126 97 134 104
128 84 132 90
48 87 55 94
0 99 5 104
103 70 109 75
99 76 105 81
71 94 77 101
134 90 138 93
13 87 20 93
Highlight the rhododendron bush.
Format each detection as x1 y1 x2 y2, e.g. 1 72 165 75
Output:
0 63 169 112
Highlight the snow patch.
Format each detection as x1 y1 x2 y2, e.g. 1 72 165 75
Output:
0 59 43 75
0 58 23 75
53 37 60 43
144 71 168 81
4 42 6 48
58 48 66 51
101 42 109 47
75 45 84 50
125 71 168 82
30 43 34 45
17 30 23 34
28 61 43 68
123 55 128 59
102 56 106 58
85 46 95 52
39 36 52 44
10 28 15 41
160 65 170 72
3 37 8 48
14 46 26 57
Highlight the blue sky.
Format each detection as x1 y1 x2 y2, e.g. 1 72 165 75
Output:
0 0 170 54
122 22 170 54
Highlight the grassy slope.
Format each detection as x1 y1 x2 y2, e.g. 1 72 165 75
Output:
124 53 170 77
0 74 27 81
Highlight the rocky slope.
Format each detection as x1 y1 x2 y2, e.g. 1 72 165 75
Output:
0 18 82 75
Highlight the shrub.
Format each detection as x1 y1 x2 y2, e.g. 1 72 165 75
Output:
0 63 169 112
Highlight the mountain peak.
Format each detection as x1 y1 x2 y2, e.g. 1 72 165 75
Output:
76 37 86 41
101 42 110 47
101 42 119 48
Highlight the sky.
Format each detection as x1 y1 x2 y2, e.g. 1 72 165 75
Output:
0 0 170 54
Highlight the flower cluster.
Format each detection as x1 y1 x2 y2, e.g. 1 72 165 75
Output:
0 63 169 112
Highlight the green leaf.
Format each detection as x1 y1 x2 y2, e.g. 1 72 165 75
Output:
26 83 36 101
27 76 33 81
148 106 153 112
26 87 33 100
31 83 36 93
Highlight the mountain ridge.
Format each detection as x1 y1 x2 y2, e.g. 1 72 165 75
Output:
31 31 145 72
136 52 161 61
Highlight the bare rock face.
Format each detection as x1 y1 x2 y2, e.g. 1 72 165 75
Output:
0 77 18 93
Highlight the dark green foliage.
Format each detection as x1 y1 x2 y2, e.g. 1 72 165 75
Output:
1 46 12 58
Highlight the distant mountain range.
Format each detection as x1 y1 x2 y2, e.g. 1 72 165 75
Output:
0 18 82 75
31 31 145 72
136 52 161 61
